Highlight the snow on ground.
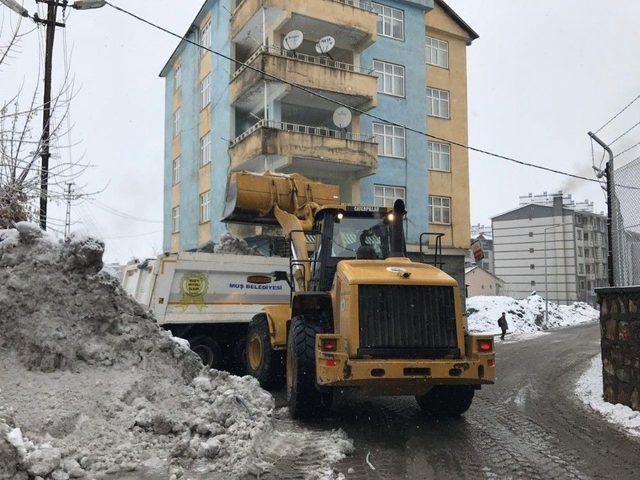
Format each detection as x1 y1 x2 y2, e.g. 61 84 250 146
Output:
0 223 352 480
466 294 599 337
576 355 640 437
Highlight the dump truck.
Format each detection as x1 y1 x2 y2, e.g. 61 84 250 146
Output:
223 171 496 418
122 252 290 370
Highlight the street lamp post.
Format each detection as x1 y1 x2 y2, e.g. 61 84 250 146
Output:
544 224 562 323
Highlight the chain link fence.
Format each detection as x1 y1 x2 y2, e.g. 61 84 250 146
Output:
611 156 640 286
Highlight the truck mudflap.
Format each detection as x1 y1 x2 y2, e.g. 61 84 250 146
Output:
315 334 495 396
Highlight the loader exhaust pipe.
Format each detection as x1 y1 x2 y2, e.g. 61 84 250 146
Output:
390 199 406 257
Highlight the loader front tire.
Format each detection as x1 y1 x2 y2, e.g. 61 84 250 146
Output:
416 385 475 417
188 336 223 370
287 316 332 419
246 315 285 389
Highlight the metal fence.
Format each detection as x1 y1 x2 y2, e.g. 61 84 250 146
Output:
611 156 640 286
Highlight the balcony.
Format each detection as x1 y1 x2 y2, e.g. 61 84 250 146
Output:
229 120 378 180
231 46 377 111
231 0 377 51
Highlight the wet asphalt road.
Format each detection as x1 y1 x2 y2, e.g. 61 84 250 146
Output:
269 324 640 479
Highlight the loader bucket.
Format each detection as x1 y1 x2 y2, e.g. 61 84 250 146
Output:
222 171 340 224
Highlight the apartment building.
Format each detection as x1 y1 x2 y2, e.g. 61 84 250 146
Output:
492 195 609 305
159 0 477 286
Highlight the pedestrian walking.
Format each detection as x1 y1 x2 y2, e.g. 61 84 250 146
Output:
498 312 508 340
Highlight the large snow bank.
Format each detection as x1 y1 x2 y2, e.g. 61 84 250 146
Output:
466 294 598 335
576 355 640 437
0 223 352 479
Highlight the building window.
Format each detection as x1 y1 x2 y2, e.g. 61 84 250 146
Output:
200 132 211 167
584 232 589 241
579 263 585 274
529 232 534 237
426 36 449 68
427 87 450 119
199 191 210 223
530 264 535 270
173 108 181 137
200 21 211 55
200 74 211 109
429 196 451 224
172 207 180 233
427 141 451 171
372 2 404 40
531 281 536 286
577 229 582 240
529 248 535 253
374 184 406 207
373 60 405 97
585 247 591 258
172 156 181 185
373 123 405 158
174 64 181 91
578 247 583 257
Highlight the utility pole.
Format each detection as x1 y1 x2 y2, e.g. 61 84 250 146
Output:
36 0 66 231
588 131 615 287
64 182 73 238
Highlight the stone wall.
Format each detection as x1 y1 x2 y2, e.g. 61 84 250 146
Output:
597 286 640 411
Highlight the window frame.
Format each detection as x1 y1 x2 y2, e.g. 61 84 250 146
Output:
200 20 211 56
428 195 451 225
373 60 405 98
372 2 405 41
427 141 451 172
374 184 406 208
199 191 211 224
172 156 181 185
427 87 450 119
373 123 406 159
172 207 180 233
173 108 181 138
174 64 182 91
426 35 449 69
200 73 211 110
200 132 212 167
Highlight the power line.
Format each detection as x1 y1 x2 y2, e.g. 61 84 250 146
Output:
615 140 640 158
104 2 640 192
609 120 640 146
595 93 640 134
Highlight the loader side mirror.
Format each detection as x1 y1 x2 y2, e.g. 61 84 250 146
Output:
272 270 293 290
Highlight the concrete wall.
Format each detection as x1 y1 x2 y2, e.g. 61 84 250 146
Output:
467 267 506 297
598 286 640 411
425 1 472 251
360 0 432 244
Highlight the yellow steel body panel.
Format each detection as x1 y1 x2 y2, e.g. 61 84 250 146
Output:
264 304 292 350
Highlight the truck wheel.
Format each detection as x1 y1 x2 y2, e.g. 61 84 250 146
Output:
415 386 475 417
287 316 332 419
187 336 222 369
246 315 285 389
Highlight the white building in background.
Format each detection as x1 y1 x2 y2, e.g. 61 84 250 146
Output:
492 195 608 305
519 191 597 214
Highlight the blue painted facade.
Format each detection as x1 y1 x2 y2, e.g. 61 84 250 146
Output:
161 0 433 251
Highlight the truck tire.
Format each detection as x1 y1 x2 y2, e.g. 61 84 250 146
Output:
187 336 223 369
415 386 475 417
286 316 332 419
246 315 285 389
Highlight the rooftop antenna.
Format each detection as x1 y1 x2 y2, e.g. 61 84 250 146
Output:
315 35 336 60
283 30 303 56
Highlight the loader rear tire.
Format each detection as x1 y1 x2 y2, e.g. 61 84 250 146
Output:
416 385 475 417
246 315 285 389
287 316 332 419
188 336 223 370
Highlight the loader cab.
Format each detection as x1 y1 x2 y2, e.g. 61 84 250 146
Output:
309 206 398 291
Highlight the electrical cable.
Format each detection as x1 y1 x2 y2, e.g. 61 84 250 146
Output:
609 120 640 146
595 93 640 134
104 1 624 189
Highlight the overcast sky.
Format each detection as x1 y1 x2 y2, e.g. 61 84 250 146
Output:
2 0 640 263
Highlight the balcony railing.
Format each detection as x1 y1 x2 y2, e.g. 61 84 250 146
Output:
232 45 375 81
232 0 374 16
230 119 376 147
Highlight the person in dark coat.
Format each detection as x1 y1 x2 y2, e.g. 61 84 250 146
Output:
498 312 508 340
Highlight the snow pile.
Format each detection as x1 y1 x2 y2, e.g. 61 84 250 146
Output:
0 223 351 479
214 232 263 256
466 294 599 335
576 355 640 437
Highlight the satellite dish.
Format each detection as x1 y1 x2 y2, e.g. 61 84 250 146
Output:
333 107 352 129
283 30 303 51
315 36 336 54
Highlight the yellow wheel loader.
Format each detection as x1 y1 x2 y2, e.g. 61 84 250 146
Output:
223 171 495 419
